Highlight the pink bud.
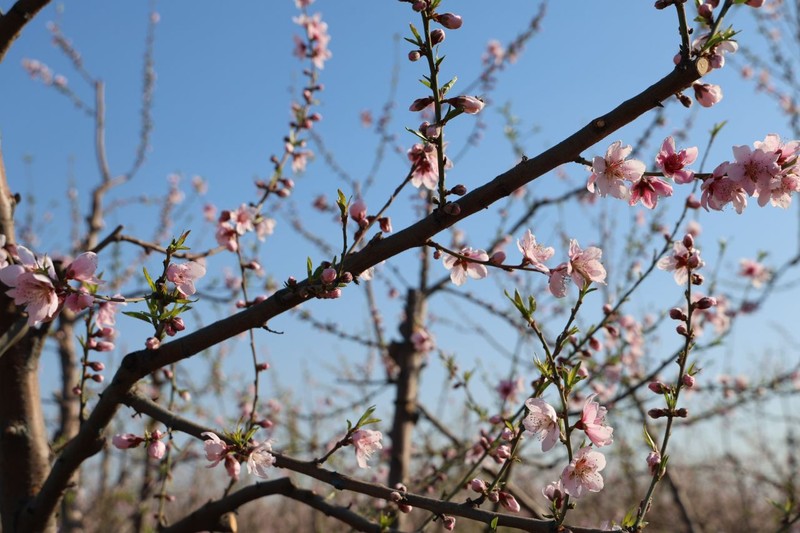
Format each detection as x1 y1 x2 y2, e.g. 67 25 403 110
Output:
379 217 392 233
148 440 166 460
669 307 686 321
443 202 461 216
437 13 463 30
450 184 467 196
682 233 694 250
321 268 337 284
470 478 487 493
682 374 695 388
489 251 506 265
112 433 143 449
145 337 161 350
647 450 661 475
648 408 667 419
398 503 413 514
442 515 456 531
430 29 445 45
91 374 104 383
87 361 105 372
676 323 689 336
409 97 434 112
686 194 701 209
448 95 485 115
648 381 667 394
408 50 421 62
171 317 186 331
675 407 688 418
257 362 270 372
349 198 368 224
499 491 520 513
695 297 716 310
412 1 427 12
66 252 98 282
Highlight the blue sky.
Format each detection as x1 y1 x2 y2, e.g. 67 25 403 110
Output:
1 0 799 448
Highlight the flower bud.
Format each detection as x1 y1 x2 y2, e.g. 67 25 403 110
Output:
691 273 704 285
87 361 105 372
389 491 403 502
430 29 445 45
257 362 270 372
682 374 695 388
437 13 463 29
171 317 186 331
694 296 717 310
674 407 688 418
340 272 354 284
646 450 661 475
321 268 338 284
589 337 602 351
408 50 421 62
648 381 668 394
470 478 487 493
91 374 104 383
676 323 689 336
398 503 413 514
682 233 694 250
669 307 686 321
379 217 392 233
450 184 467 196
448 95 485 115
487 490 500 503
443 202 461 216
499 491 520 513
686 194 701 209
409 97 434 112
412 1 427 12
687 253 702 270
489 251 506 265
648 408 667 419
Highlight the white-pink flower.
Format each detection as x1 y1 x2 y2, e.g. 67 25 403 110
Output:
408 143 446 190
351 429 383 468
246 441 276 478
567 240 607 289
657 241 704 285
166 261 206 296
739 258 771 288
726 145 781 206
523 398 560 452
66 252 100 283
517 230 553 272
442 247 489 286
0 266 60 326
587 141 645 200
629 175 673 210
561 447 606 498
656 136 698 184
201 432 229 466
577 394 613 447
693 82 723 107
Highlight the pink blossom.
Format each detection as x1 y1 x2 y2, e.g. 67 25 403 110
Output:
523 398 560 452
561 447 606 498
693 82 723 107
542 480 564 503
112 433 143 450
482 40 505 66
646 450 661 475
587 141 645 200
321 268 337 284
255 217 276 240
246 441 276 478
408 143 449 190
517 230 553 271
576 394 613 447
726 145 781 205
225 455 241 481
548 264 569 298
700 163 748 213
351 429 383 468
739 258 771 288
65 289 94 312
657 240 704 285
66 252 100 283
166 261 206 296
442 247 489 286
0 267 60 326
567 240 607 289
215 221 238 251
145 337 161 350
496 377 524 402
470 478 488 493
293 13 332 69
656 137 698 184
201 432 229 466
411 328 435 353
629 174 673 209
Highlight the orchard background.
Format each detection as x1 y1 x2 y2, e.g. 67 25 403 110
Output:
1 0 800 531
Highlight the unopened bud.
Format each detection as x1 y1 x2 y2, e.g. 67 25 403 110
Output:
682 374 695 388
470 478 487 493
91 374 104 383
437 13 463 30
430 28 445 45
257 362 270 372
669 307 687 320
450 184 467 196
489 251 506 265
339 272 354 283
648 381 668 394
694 296 717 310
648 408 667 419
676 323 689 336
408 50 421 62
87 361 105 372
687 254 702 269
409 97 433 112
686 194 701 209
379 217 392 233
321 268 338 284
398 503 412 514
674 407 689 418
682 233 694 250
412 1 427 12
677 92 693 108
443 202 461 216
691 273 704 285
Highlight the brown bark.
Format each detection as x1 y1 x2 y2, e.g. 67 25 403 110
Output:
0 0 51 64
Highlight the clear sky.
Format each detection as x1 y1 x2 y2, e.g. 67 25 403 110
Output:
1 0 799 450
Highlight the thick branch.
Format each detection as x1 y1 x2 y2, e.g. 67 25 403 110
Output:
161 478 390 533
21 58 710 532
0 0 50 64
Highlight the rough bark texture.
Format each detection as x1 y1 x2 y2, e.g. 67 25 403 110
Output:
0 0 51 64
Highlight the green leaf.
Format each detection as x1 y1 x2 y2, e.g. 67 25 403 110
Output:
440 76 457 96
307 257 313 279
409 23 422 43
355 405 378 428
642 425 657 451
142 267 156 292
123 311 155 325
405 126 429 143
418 77 431 89
489 516 499 530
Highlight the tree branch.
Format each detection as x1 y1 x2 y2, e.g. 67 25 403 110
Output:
0 0 50 64
20 57 710 532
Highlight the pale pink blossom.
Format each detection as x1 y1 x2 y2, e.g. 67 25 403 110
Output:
225 455 241 481
523 398 560 452
567 240 607 289
411 328 435 353
739 258 771 288
148 431 166 459
498 491 520 513
293 13 332 69
726 145 781 205
548 264 569 298
576 394 613 447
483 40 505 66
246 441 276 478
542 479 564 503
202 432 229 466
517 230 553 271
442 515 456 531
408 143 450 190
349 199 368 226
693 82 723 107
657 240 704 285
587 141 645 200
112 433 143 450
66 252 100 283
352 429 383 468
255 217 276 240
166 261 206 296
496 377 524 402
0 267 59 326
561 447 606 498
216 222 238 251
656 137 698 184
448 95 484 114
65 289 94 312
700 163 748 213
442 247 489 286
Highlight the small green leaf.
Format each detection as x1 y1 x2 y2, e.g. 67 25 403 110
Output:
440 76 457 96
405 126 429 142
409 23 422 43
307 257 313 279
123 311 155 325
490 516 499 530
142 267 156 292
418 77 431 89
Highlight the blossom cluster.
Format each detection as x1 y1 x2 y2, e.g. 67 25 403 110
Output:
201 432 276 481
524 394 613 499
214 204 276 252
